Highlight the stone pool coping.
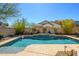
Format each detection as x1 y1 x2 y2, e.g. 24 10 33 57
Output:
0 35 36 47
0 37 19 46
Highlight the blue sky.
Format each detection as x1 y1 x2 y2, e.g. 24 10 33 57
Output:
8 3 79 25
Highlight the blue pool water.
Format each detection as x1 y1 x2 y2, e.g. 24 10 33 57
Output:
3 35 79 47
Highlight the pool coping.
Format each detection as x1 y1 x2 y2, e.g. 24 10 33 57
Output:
0 37 19 46
0 35 34 47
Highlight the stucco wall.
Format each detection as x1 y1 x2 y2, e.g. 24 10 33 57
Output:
0 27 15 36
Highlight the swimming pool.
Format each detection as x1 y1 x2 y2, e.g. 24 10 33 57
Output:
0 35 79 54
2 35 79 47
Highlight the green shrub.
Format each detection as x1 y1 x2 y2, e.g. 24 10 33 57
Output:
14 18 28 35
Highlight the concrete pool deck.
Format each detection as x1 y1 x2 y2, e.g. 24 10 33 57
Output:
0 44 79 56
0 35 79 56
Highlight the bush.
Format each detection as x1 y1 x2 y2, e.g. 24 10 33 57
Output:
60 19 75 34
14 18 28 35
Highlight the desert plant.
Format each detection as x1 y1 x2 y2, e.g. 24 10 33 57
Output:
60 19 75 34
14 18 28 35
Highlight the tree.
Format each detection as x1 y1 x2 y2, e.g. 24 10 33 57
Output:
14 18 28 35
0 3 19 21
60 19 75 34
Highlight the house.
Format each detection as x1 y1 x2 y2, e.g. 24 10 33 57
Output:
0 21 15 36
32 24 44 33
32 20 64 34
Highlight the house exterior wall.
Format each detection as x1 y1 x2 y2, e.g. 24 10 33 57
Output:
0 27 15 36
44 27 54 33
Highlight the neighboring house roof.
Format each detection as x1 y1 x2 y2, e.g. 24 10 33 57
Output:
36 24 43 26
0 21 8 26
39 20 50 25
39 20 61 28
32 24 43 28
51 22 61 28
43 23 53 27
